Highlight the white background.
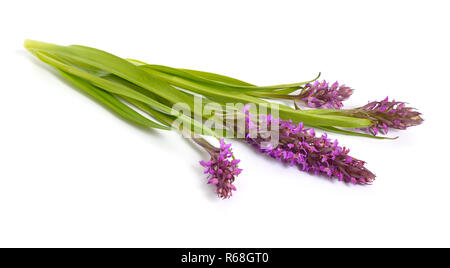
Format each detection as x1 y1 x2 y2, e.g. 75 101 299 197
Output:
1 0 448 247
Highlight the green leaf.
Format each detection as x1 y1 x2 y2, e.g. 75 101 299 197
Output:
179 68 255 86
127 59 254 87
58 70 172 130
136 65 372 128
25 40 372 133
119 96 176 127
27 47 216 137
318 126 398 140
130 60 317 92
24 40 195 109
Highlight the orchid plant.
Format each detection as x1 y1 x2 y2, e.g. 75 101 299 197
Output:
24 40 423 199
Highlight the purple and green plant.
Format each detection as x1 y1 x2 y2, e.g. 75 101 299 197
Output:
24 39 423 198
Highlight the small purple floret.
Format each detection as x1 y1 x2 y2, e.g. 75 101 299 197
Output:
199 139 241 198
299 80 353 109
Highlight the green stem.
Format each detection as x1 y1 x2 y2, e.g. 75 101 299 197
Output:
137 66 372 128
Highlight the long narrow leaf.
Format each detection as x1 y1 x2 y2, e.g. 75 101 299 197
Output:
318 126 397 140
136 65 372 128
28 48 216 137
24 40 195 109
59 70 171 130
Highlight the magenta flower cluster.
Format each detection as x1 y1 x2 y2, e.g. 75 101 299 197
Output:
199 139 242 198
243 106 375 184
299 80 353 109
357 97 424 135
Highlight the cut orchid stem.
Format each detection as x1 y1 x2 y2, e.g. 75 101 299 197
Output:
135 64 371 128
25 40 373 132
138 61 422 137
128 59 321 92
177 68 303 95
303 97 423 136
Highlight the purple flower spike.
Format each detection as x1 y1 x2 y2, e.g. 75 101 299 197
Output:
242 108 375 184
298 80 354 109
357 97 424 135
197 138 241 199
